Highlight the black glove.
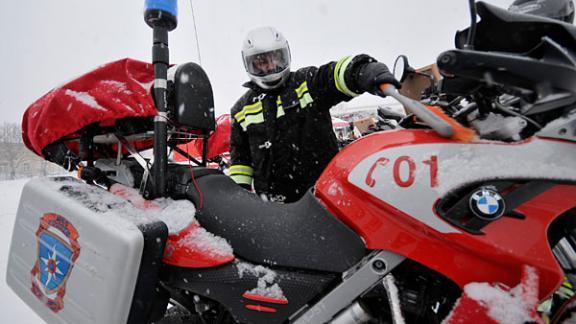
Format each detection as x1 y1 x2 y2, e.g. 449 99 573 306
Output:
357 62 401 96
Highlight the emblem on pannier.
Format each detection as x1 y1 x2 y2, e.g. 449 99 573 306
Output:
30 213 80 312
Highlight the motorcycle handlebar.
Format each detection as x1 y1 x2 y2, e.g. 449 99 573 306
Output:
379 84 455 138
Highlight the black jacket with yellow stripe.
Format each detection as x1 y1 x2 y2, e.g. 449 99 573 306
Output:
229 54 375 202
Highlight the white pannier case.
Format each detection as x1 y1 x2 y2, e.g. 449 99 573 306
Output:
6 177 168 324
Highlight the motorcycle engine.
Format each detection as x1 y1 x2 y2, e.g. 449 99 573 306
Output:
362 260 461 324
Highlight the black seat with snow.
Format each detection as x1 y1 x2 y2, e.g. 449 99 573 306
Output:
184 173 366 273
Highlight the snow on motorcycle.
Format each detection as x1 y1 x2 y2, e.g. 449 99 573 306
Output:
6 0 576 323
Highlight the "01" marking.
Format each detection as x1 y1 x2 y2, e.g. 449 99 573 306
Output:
365 155 438 188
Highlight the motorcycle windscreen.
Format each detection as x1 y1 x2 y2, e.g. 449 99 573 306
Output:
455 1 576 53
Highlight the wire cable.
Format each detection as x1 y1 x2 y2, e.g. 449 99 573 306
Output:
188 0 203 65
494 100 543 129
186 142 204 209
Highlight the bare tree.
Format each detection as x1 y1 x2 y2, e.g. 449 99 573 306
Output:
0 122 22 144
0 122 24 180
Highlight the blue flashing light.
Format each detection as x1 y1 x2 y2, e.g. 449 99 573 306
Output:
145 0 178 17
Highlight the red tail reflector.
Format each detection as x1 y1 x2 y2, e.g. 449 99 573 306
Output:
245 304 277 313
242 293 288 305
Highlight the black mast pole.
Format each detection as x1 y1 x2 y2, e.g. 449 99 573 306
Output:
144 0 178 198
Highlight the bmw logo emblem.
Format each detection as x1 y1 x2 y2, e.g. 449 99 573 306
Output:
469 187 506 221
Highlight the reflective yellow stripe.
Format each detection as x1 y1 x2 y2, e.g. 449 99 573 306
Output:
538 298 552 313
240 111 265 130
295 81 309 98
230 164 254 176
558 286 575 298
235 106 262 123
230 171 252 176
276 96 285 118
230 164 253 171
234 101 265 130
334 56 359 97
277 105 285 117
299 93 314 109
234 101 263 123
294 81 314 109
245 101 263 110
230 174 252 185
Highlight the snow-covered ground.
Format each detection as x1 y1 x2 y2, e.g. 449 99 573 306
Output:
0 178 43 323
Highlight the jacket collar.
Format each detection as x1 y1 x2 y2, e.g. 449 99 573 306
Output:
243 81 259 90
242 81 282 95
242 72 293 93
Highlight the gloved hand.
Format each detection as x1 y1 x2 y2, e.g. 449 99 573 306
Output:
357 62 401 96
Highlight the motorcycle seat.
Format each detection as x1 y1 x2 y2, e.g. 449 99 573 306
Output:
186 173 366 273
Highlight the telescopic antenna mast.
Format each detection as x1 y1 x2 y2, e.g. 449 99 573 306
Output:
143 0 178 198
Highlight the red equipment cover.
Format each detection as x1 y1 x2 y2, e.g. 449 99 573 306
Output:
22 58 156 157
174 113 231 161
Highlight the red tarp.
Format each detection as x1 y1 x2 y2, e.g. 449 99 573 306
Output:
173 114 231 161
22 58 156 157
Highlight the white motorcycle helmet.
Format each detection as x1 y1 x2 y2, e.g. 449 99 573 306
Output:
242 27 291 90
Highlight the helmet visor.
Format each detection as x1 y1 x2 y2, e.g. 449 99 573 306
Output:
245 48 290 77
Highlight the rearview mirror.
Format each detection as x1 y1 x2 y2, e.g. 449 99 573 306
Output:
393 55 414 83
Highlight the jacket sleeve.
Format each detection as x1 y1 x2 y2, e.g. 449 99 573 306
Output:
303 54 377 109
229 99 254 188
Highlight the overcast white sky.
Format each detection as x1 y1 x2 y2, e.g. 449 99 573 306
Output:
1 0 511 124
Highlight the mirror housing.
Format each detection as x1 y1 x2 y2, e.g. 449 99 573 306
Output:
393 55 414 83
393 55 441 101
170 62 215 132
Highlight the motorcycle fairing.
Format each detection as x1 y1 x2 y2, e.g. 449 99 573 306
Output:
349 135 576 233
316 129 576 298
162 221 236 268
162 259 337 324
108 181 235 268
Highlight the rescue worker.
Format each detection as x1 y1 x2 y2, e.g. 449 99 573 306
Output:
229 26 400 203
